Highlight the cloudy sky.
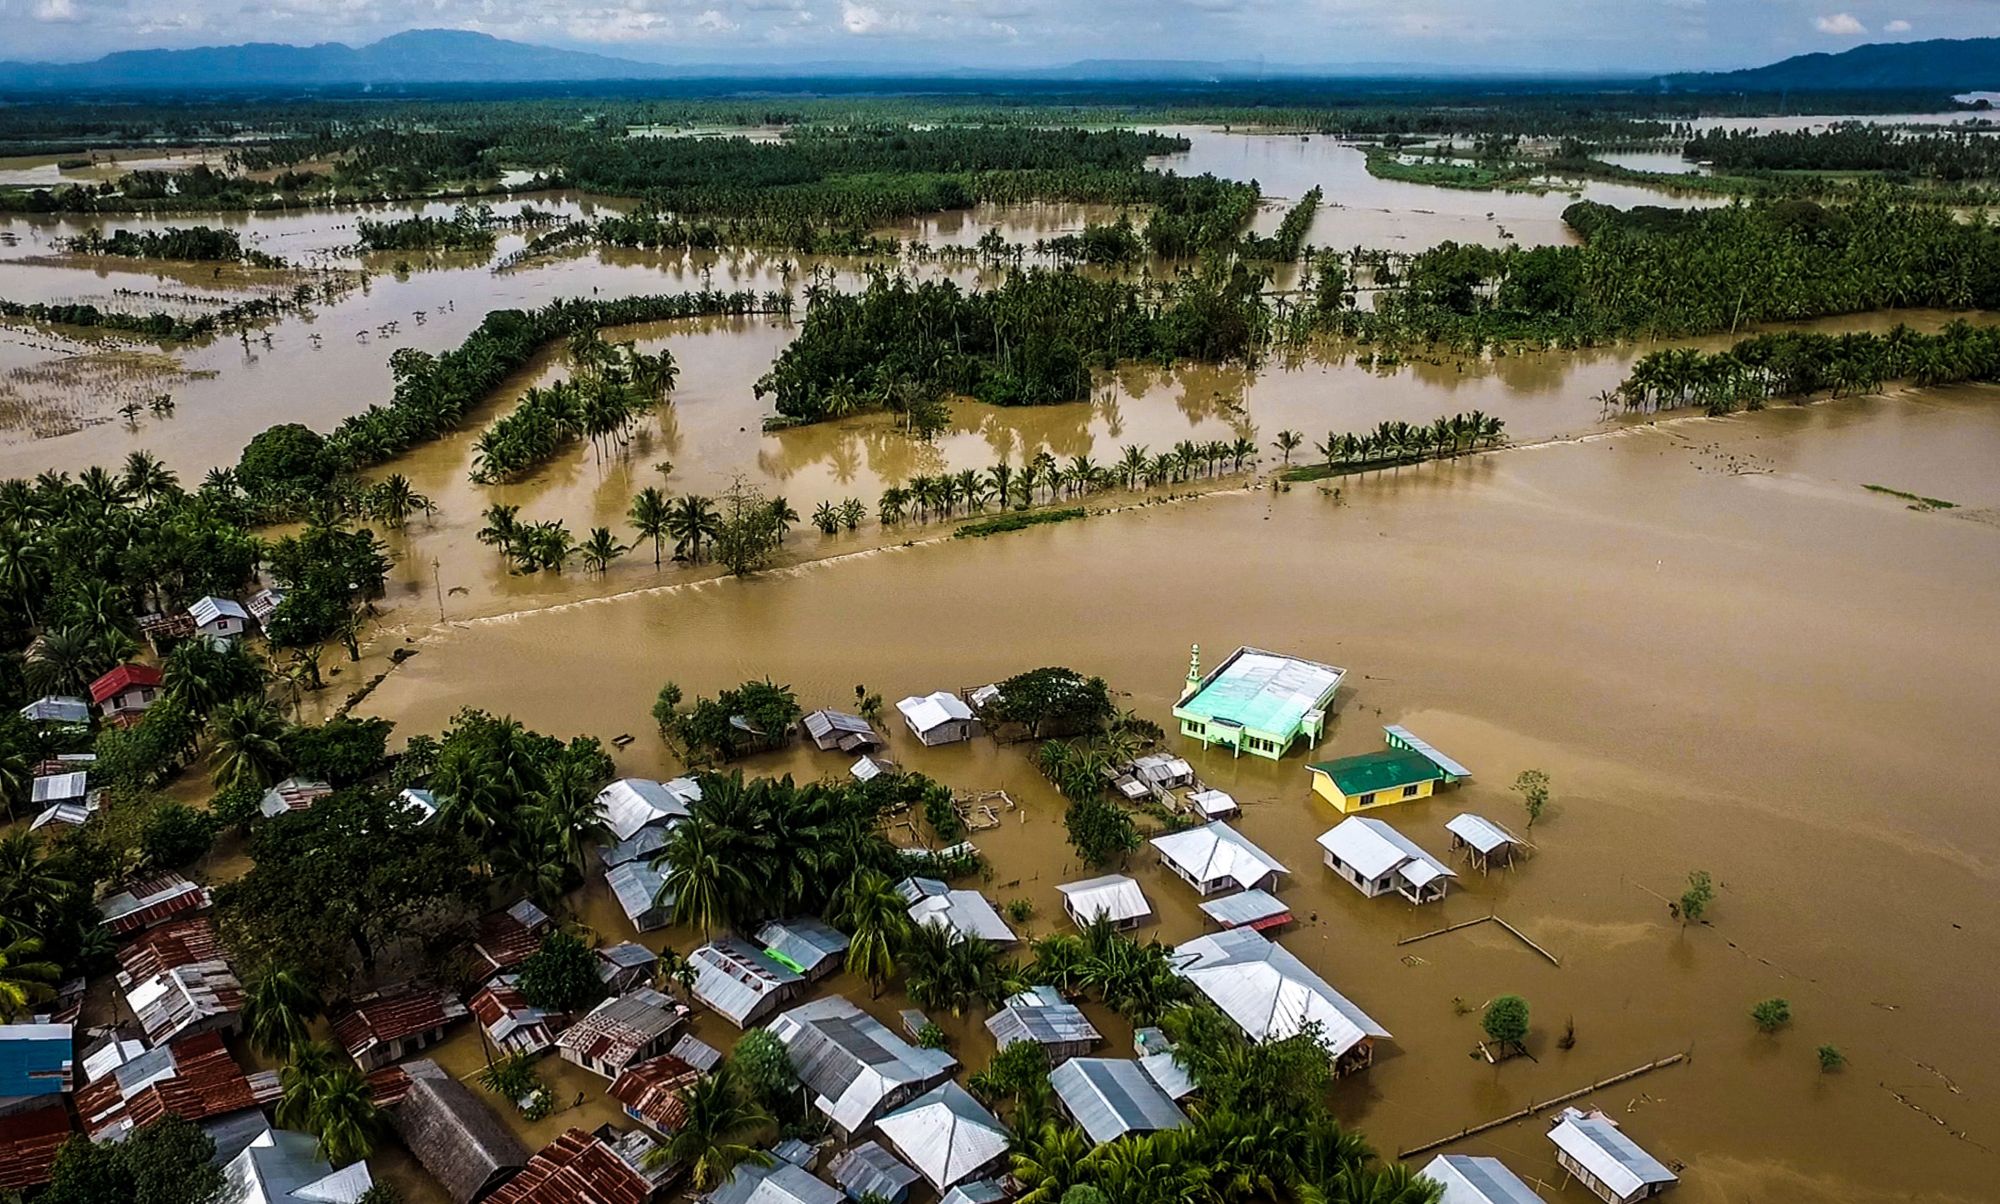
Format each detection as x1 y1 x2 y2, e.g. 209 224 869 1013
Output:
0 0 1990 71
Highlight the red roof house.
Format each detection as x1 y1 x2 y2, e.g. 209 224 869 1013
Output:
0 1102 73 1192
88 663 164 722
332 986 470 1072
484 1128 653 1204
74 1030 279 1143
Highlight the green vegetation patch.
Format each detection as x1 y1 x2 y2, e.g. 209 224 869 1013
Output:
953 507 1087 538
1863 483 1957 510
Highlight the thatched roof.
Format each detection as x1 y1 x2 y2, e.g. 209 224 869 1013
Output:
390 1059 530 1204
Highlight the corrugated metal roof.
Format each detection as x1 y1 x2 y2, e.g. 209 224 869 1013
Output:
606 861 670 931
756 917 850 977
895 692 973 733
1317 818 1455 885
1151 823 1288 891
702 1160 844 1204
1307 750 1443 797
595 778 698 842
1420 1154 1548 1204
75 1030 278 1142
1138 1050 1196 1101
768 997 957 1136
557 988 681 1073
469 979 557 1057
1171 929 1389 1057
89 662 162 704
331 986 469 1059
224 1125 376 1204
672 1033 723 1073
30 800 91 830
125 959 243 1046
190 596 250 627
473 900 552 977
0 1023 71 1098
608 1054 701 1133
940 1181 1009 1204
1198 889 1292 929
985 987 1101 1052
1549 1108 1676 1200
0 1103 72 1192
30 772 86 804
1385 725 1473 779
600 824 669 869
875 1081 1010 1192
829 1140 921 1201
1175 647 1344 735
1189 788 1238 818
98 873 211 935
897 879 1017 944
1056 875 1151 926
1049 1058 1188 1145
19 695 89 724
257 777 332 819
484 1127 653 1204
397 788 440 823
690 936 804 1027
1445 813 1520 855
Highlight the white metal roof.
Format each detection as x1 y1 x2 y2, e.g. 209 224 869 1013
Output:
1151 822 1288 890
20 695 89 724
1197 889 1291 928
1549 1108 1676 1200
30 801 92 830
31 772 87 804
1056 875 1151 926
225 1126 374 1204
596 777 699 841
1317 817 1455 885
396 788 439 823
1172 928 1389 1057
896 692 973 733
189 596 250 627
1421 1154 1548 1204
1445 813 1520 855
689 937 803 1027
1385 724 1473 778
767 996 957 1135
898 878 1017 944
1049 1058 1188 1145
875 1080 1010 1191
1189 788 1238 817
702 1159 844 1204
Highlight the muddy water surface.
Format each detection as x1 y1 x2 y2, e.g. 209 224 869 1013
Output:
356 387 2000 1203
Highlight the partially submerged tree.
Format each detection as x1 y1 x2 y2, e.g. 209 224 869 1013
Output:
1482 994 1531 1056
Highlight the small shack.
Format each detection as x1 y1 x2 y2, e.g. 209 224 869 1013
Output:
688 936 804 1028
608 1054 703 1136
189 596 250 643
1188 788 1239 819
895 692 979 746
471 899 552 981
801 709 885 754
1548 1107 1678 1204
257 777 333 819
332 985 470 1072
756 917 851 982
830 1141 921 1204
18 696 88 726
1150 822 1288 896
875 1081 1011 1194
594 942 658 995
898 877 1018 944
1316 817 1456 905
557 988 684 1079
469 977 558 1058
985 985 1101 1063
606 861 672 934
1446 813 1526 873
1056 874 1152 931
1049 1057 1188 1146
1197 889 1294 933
1419 1154 1549 1204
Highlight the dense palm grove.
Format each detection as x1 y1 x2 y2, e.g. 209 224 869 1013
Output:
1683 125 2000 182
1612 321 2000 414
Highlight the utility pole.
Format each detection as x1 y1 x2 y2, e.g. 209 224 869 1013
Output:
433 557 445 622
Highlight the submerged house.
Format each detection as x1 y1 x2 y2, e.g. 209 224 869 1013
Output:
606 859 673 934
224 1125 376 1204
595 942 659 995
484 1127 655 1204
895 692 979 746
766 997 958 1139
609 1054 703 1136
689 936 805 1028
1056 874 1152 931
257 777 333 819
830 1141 922 1204
189 596 251 643
802 709 886 754
98 873 212 938
469 978 559 1059
1150 822 1288 896
116 918 244 1047
472 899 553 982
332 986 470 1073
1171 928 1389 1076
1419 1154 1549 1204
1197 889 1294 934
874 1081 1011 1194
985 985 1101 1063
387 1059 530 1204
1548 1108 1677 1204
704 1160 843 1204
557 988 684 1079
898 878 1018 944
756 917 851 982
1049 1057 1188 1146
1317 817 1457 905
596 777 701 843
1307 725 1470 814
1446 813 1526 873
74 1030 280 1155
1172 645 1345 759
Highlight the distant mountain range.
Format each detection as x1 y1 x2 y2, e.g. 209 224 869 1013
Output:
1661 37 2000 93
0 28 1994 93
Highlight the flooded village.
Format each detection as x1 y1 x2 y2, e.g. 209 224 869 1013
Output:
1 49 1998 1204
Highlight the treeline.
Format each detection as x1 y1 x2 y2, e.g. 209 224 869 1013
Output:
755 266 1269 424
1242 186 1324 260
0 290 312 342
1684 126 2000 182
469 333 677 483
63 224 286 267
1297 197 2000 354
355 209 497 254
1613 321 2000 414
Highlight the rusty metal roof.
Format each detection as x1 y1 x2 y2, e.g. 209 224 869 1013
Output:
75 1030 279 1141
331 985 469 1060
98 873 212 936
484 1128 653 1204
116 915 228 985
0 1102 72 1192
608 1054 701 1134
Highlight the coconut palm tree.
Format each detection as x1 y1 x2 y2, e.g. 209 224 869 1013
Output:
667 495 721 564
306 1065 384 1165
0 833 73 931
1011 1122 1090 1204
645 1061 774 1190
121 450 178 505
627 487 671 568
0 917 58 1020
209 696 290 790
276 1040 339 1129
655 813 749 938
766 497 799 544
579 527 627 575
242 963 324 1058
835 868 908 998
1273 429 1303 464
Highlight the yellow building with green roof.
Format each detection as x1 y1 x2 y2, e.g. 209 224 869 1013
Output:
1307 725 1471 814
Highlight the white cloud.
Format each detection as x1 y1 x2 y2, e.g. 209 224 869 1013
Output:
694 8 737 31
33 0 80 22
840 0 915 33
1813 12 1867 34
1884 18 1912 31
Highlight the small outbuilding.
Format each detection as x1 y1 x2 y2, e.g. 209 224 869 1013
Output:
469 977 559 1058
1420 1153 1549 1204
895 692 979 746
257 777 333 819
985 985 1101 1063
802 709 885 753
1188 788 1239 819
1548 1107 1677 1203
898 877 1018 944
1317 817 1456 905
756 917 851 981
189 596 250 642
609 1054 703 1136
1049 1057 1188 1146
688 936 804 1028
606 860 673 934
594 942 658 995
829 1141 921 1204
874 1081 1011 1194
1197 888 1294 933
1150 822 1288 896
471 899 552 981
98 873 212 937
557 988 684 1079
1056 874 1151 931
18 696 88 726
1446 813 1526 873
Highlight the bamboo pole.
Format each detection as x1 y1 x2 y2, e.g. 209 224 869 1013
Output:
1492 916 1562 966
1395 1053 1688 1160
1395 914 1494 945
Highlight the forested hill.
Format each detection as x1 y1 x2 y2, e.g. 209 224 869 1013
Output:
1660 37 2000 93
0 29 672 90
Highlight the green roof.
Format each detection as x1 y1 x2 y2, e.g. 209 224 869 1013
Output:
1308 749 1443 796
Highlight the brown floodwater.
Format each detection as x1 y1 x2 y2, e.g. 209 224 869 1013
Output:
352 386 2000 1203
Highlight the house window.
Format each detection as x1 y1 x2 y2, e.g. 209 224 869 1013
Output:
1401 784 1419 798
1358 792 1376 806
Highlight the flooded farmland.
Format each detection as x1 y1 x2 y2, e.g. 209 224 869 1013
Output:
357 387 2000 1203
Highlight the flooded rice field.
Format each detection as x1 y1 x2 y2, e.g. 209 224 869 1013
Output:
352 386 2000 1203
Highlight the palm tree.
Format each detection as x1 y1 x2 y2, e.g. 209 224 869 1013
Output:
209 696 290 790
477 503 521 550
655 813 748 938
306 1064 384 1165
1117 444 1150 490
528 760 611 879
645 1061 773 1191
835 868 909 998
1011 1122 1091 1204
628 487 671 567
1299 1164 1444 1204
766 497 799 544
0 833 73 930
276 1040 339 1129
579 527 627 575
0 917 58 1020
812 501 840 535
0 528 49 626
1274 429 1303 464
242 963 323 1058
667 495 721 564
121 450 178 505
